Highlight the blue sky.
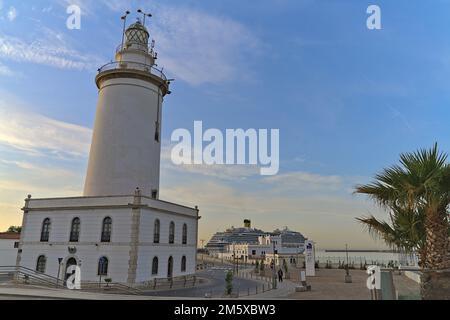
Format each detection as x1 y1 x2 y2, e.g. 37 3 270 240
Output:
1 0 450 249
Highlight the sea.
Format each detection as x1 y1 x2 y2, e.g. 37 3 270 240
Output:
315 250 407 266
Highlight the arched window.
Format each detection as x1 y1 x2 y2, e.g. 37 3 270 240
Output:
152 257 159 275
181 256 187 272
36 255 47 273
70 218 81 242
169 221 175 244
40 218 51 242
167 256 173 278
153 219 160 244
98 257 109 276
182 223 187 245
101 217 112 242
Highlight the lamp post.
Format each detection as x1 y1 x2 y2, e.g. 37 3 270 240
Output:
137 9 152 28
119 11 130 61
56 258 63 288
272 239 277 289
345 244 352 283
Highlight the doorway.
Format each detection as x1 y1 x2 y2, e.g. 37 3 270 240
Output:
65 257 77 281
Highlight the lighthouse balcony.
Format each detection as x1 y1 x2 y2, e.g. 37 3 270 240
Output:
116 41 156 55
97 61 167 81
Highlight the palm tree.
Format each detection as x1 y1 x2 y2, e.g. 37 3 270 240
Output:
356 206 426 266
355 144 450 299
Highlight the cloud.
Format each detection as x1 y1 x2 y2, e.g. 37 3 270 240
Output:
263 171 343 191
161 178 386 249
0 27 102 70
160 142 260 180
0 93 92 158
0 160 76 179
7 6 17 21
0 62 13 76
51 2 260 84
151 5 260 85
56 0 95 16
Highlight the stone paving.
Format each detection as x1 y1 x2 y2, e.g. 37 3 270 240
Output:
0 269 421 300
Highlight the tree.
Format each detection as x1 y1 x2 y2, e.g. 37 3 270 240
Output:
7 226 22 233
225 271 233 295
355 144 450 299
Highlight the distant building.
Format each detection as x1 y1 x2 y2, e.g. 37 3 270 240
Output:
207 221 306 268
0 232 20 266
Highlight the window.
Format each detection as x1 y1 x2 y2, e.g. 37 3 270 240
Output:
36 255 46 273
101 217 112 242
40 218 51 242
153 219 160 244
182 223 187 245
70 217 81 242
14 242 19 249
169 221 175 244
152 257 159 275
98 257 109 276
252 250 256 255
181 256 187 272
151 189 158 199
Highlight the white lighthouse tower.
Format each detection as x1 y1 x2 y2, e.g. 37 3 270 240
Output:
16 14 199 286
84 18 169 198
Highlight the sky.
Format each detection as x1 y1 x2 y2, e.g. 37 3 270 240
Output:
1 0 450 250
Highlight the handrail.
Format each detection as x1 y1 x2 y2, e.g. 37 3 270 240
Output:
0 266 67 289
97 61 167 81
81 281 142 295
116 41 155 55
0 266 62 283
0 266 142 295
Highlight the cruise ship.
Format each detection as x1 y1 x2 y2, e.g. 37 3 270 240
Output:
206 220 306 253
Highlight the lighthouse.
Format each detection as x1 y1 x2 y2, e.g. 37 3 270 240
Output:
16 14 199 285
84 19 170 198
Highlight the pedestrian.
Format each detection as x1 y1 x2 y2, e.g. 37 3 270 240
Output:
278 269 284 282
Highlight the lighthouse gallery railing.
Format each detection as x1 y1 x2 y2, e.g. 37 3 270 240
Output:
97 61 167 81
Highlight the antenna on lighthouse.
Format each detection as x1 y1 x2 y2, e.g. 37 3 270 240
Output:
137 9 152 28
120 10 131 61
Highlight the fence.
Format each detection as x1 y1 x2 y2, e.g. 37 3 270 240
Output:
136 275 198 291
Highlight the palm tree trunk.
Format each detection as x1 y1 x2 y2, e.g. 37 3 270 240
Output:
424 211 449 270
421 210 450 300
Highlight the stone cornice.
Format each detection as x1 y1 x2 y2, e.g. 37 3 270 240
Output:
22 204 200 220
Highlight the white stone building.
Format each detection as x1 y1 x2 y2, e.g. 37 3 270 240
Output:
0 233 20 266
15 18 199 285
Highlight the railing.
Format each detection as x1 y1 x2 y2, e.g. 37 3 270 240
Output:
97 61 167 81
116 41 155 55
0 266 67 289
0 266 142 295
138 275 198 291
81 281 143 295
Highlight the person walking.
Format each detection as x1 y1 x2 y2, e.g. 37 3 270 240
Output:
278 269 284 283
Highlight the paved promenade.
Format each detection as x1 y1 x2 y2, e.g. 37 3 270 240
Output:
0 269 420 300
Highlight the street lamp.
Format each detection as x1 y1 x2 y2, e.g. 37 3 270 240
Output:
272 239 277 289
345 244 352 283
119 11 131 62
56 258 63 287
